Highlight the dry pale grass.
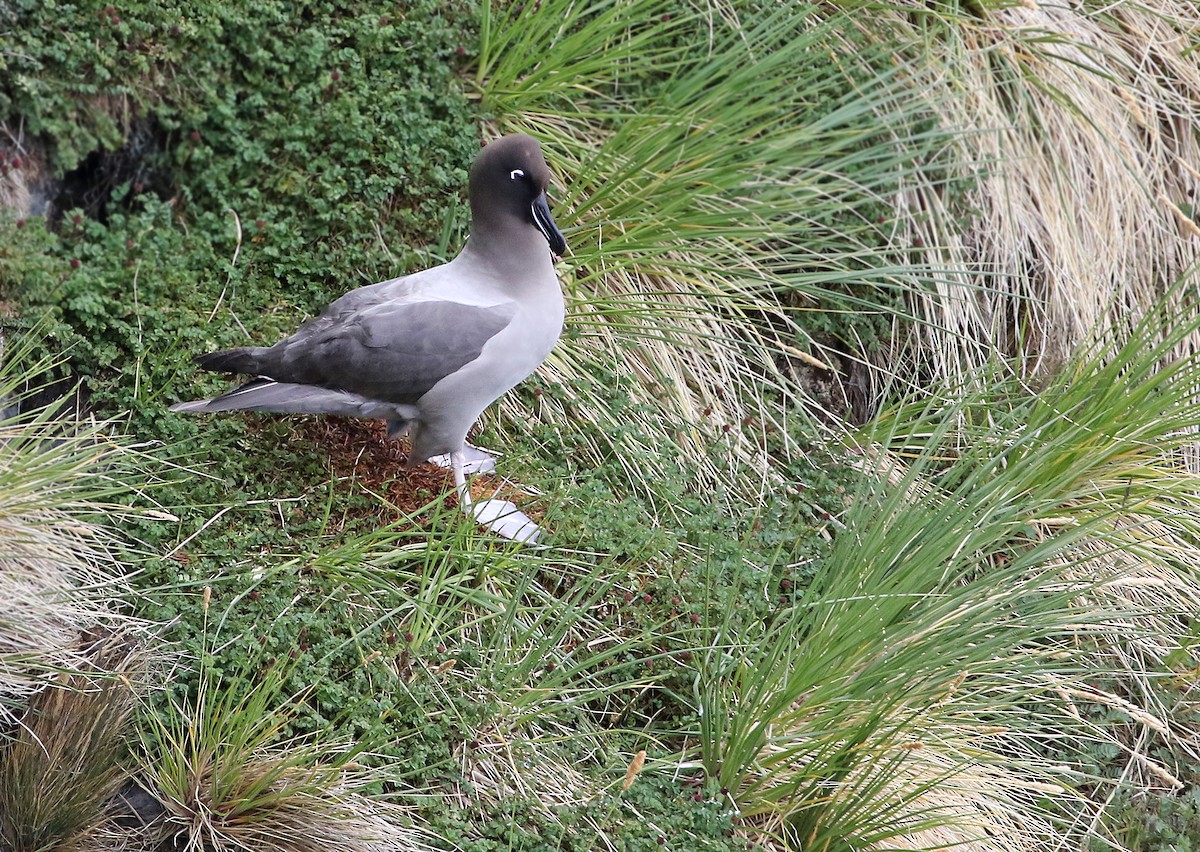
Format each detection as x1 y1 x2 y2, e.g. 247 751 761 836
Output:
457 728 598 807
860 0 1200 383
0 518 132 713
0 493 162 726
0 121 46 216
153 780 432 852
1064 525 1200 685
864 737 1078 852
1047 523 1200 788
451 729 613 850
449 679 606 816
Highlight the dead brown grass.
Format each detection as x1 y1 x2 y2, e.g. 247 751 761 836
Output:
296 417 546 529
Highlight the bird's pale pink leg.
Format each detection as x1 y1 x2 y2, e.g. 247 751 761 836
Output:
450 450 472 509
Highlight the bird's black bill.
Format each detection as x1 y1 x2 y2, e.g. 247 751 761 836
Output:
531 191 567 256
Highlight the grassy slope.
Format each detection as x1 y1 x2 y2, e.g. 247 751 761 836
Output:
0 3 826 849
2 1 1199 850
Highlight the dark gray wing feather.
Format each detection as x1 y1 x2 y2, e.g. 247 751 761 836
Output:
259 300 516 404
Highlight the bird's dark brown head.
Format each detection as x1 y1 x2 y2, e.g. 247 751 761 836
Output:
469 134 567 256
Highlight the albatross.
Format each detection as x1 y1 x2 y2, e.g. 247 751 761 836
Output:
171 134 566 543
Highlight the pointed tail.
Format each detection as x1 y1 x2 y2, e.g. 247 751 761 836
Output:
194 347 268 375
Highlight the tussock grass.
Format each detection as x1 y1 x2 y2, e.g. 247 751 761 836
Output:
476 1 939 498
0 630 147 852
897 306 1200 838
856 0 1200 381
0 451 147 724
686 292 1200 848
133 609 433 852
0 341 165 721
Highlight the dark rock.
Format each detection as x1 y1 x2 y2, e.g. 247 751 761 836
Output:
110 778 168 829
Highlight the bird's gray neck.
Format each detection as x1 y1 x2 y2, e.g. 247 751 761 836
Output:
459 232 556 286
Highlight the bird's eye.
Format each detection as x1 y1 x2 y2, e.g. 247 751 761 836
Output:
510 169 525 180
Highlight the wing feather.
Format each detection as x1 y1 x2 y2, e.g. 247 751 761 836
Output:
259 299 516 404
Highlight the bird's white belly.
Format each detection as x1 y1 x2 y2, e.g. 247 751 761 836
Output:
409 293 564 457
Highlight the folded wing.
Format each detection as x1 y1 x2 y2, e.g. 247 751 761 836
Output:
267 299 517 403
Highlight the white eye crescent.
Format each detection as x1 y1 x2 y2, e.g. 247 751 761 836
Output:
510 169 525 180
